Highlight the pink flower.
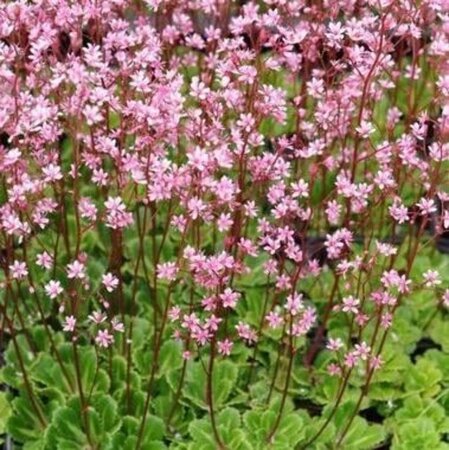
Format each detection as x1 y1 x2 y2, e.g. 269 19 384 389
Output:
343 351 358 368
102 273 119 292
63 315 76 332
341 296 359 314
67 260 86 280
266 311 283 328
88 311 107 324
45 280 63 299
325 200 341 225
204 314 222 331
235 322 257 343
9 261 28 280
443 290 449 308
327 338 343 351
354 342 371 361
218 339 233 356
111 317 125 333
217 213 233 232
79 198 97 221
182 313 200 331
327 363 342 376
157 262 178 281
42 164 63 182
285 293 303 316
105 197 133 229
369 355 384 371
84 105 103 126
191 326 211 346
389 199 409 224
220 288 240 309
95 329 114 348
168 307 181 322
423 270 441 287
36 252 53 270
416 198 437 216
187 196 207 220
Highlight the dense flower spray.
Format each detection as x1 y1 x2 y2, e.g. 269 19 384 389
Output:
1 0 449 448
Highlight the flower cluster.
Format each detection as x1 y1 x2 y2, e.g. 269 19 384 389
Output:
1 0 449 447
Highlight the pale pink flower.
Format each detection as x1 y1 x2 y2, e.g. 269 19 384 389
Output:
327 338 344 351
341 296 359 314
102 273 119 292
168 306 181 322
63 315 76 332
45 280 63 299
111 317 125 333
423 270 441 287
416 198 437 216
217 339 233 356
266 311 283 328
36 252 53 270
95 329 114 348
9 261 28 280
157 262 178 281
220 288 240 309
67 260 86 280
88 311 107 324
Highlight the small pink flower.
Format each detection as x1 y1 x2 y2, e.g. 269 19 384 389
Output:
370 355 384 371
285 293 303 316
36 252 53 270
42 163 63 182
45 280 63 299
105 197 133 229
327 363 342 376
79 198 97 221
220 288 240 309
204 314 222 331
327 338 343 351
9 261 28 280
442 290 449 308
416 198 437 216
168 306 181 322
423 270 441 287
235 322 257 343
266 311 283 328
111 317 124 333
102 273 119 292
95 329 114 348
218 339 233 356
341 296 359 314
191 326 211 346
187 196 207 220
63 315 76 332
157 262 178 281
67 260 86 280
88 311 107 324
343 351 358 368
354 342 371 361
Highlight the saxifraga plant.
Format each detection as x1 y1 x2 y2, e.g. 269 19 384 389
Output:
1 0 449 449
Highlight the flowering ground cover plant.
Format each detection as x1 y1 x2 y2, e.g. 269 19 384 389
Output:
2 0 449 449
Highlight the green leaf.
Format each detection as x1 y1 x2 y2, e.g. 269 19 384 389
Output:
0 392 12 435
188 419 216 449
340 417 386 450
184 360 238 409
392 417 443 450
404 359 442 397
142 414 165 442
158 340 183 378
